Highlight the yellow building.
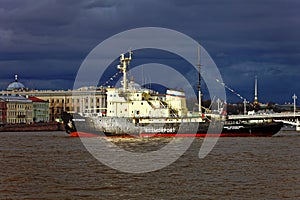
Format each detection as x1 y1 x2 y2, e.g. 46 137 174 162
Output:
2 87 107 121
1 75 108 121
0 95 33 124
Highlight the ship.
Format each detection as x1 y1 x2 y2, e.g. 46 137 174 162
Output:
62 50 283 137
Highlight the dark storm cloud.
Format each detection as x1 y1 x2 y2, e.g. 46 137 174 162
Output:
0 0 299 102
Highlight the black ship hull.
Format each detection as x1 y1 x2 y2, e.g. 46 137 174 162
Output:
62 113 283 137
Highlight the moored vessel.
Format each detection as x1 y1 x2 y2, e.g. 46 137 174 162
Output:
62 50 282 137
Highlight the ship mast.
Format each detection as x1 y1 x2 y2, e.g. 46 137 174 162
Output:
118 50 133 91
197 44 202 116
254 75 258 104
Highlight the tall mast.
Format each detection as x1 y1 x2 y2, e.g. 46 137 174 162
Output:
118 50 133 91
197 43 202 115
254 75 258 104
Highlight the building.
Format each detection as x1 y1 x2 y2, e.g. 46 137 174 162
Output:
7 75 28 92
0 99 7 125
28 97 50 122
2 87 107 121
1 75 107 121
0 95 33 124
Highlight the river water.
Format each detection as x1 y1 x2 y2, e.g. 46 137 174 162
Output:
0 131 299 199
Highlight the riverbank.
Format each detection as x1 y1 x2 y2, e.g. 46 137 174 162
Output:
0 122 65 132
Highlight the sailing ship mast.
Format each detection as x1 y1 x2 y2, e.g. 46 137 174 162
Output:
198 44 202 116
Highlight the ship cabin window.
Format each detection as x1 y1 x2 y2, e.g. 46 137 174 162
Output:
110 94 112 97
137 94 139 97
141 102 143 105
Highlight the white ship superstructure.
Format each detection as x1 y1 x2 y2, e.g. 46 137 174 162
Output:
107 85 188 118
105 51 202 125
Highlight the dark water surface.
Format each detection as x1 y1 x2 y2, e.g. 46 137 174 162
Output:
1 131 299 200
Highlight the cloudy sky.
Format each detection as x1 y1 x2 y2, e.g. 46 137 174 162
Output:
0 0 299 103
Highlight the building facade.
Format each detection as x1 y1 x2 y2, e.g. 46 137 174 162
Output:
2 87 107 121
0 99 7 125
2 75 107 122
28 97 50 122
0 95 33 124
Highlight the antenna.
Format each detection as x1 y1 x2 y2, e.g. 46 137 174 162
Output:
142 65 144 88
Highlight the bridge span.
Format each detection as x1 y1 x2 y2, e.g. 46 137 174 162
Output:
228 112 300 131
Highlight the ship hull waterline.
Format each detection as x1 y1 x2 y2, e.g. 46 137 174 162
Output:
63 115 283 138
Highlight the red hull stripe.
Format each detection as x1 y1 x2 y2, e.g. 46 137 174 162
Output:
70 132 98 137
69 132 272 137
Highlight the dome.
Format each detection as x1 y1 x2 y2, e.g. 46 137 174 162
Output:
7 75 26 91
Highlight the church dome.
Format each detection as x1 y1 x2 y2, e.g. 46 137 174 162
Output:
7 75 26 91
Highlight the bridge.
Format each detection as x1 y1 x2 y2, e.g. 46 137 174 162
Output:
227 112 300 131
